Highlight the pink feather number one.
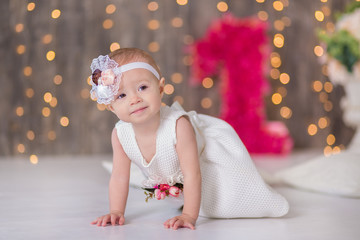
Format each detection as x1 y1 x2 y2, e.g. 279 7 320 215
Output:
190 14 293 154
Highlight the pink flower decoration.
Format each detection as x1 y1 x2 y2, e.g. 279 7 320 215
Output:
143 183 183 201
169 186 180 197
154 189 166 200
159 184 170 191
101 69 116 86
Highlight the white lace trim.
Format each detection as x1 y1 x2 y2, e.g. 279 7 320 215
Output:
142 171 184 188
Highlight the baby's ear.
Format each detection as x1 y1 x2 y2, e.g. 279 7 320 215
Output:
108 104 114 112
159 77 165 95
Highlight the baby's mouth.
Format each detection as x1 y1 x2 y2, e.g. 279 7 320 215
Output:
131 106 148 115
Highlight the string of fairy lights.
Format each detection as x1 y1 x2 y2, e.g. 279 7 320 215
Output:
312 0 360 156
256 0 292 123
312 0 360 155
13 0 350 163
256 0 350 157
311 0 340 156
15 2 69 164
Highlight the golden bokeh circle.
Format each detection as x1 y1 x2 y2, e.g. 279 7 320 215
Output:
44 92 53 103
42 107 51 117
217 2 228 12
49 97 58 107
26 88 35 98
171 73 183 84
280 106 292 119
148 42 160 52
46 51 56 61
323 146 332 156
171 17 183 28
51 9 61 19
164 84 175 95
271 93 282 105
110 42 120 52
16 106 24 117
176 0 188 6
273 34 284 48
17 45 26 55
42 34 53 44
273 1 284 11
326 134 336 145
173 96 184 105
312 80 323 92
318 117 328 129
315 11 325 22
106 4 116 14
314 46 324 57
324 82 333 93
30 155 38 164
103 19 114 29
27 2 36 11
27 130 35 141
54 75 63 85
48 131 57 141
15 23 24 33
270 69 280 79
24 66 33 76
60 116 69 127
17 144 25 153
279 73 290 84
201 98 213 109
308 124 318 136
148 2 159 11
257 11 268 21
148 20 160 30
202 78 214 89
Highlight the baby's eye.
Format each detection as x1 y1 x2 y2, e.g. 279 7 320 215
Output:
118 93 126 99
139 85 148 91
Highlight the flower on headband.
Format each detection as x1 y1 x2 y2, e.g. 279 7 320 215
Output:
89 55 121 105
100 69 116 86
91 69 102 86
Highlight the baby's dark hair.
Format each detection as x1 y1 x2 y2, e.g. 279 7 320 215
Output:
109 48 162 78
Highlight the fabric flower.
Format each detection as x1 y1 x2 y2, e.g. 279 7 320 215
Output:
91 69 102 85
96 85 113 99
159 184 170 191
154 189 166 200
101 69 116 86
169 186 180 197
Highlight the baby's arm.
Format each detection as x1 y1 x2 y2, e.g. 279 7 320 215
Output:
91 128 131 227
164 116 201 230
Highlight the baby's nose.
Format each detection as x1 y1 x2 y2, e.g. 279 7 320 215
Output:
130 93 142 105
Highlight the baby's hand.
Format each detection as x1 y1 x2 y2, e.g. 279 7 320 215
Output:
163 214 196 230
91 211 125 227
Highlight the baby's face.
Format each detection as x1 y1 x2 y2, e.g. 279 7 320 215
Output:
109 68 164 125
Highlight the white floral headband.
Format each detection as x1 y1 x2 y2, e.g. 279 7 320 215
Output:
90 55 160 105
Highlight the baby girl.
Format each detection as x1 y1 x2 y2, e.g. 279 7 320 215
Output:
90 48 289 230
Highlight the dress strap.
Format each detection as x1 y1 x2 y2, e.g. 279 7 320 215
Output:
167 102 205 155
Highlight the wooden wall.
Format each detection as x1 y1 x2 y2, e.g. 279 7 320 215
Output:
0 0 355 156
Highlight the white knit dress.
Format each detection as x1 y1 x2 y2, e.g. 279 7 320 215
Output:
115 102 289 218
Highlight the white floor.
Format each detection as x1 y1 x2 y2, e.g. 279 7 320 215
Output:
1 151 359 240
